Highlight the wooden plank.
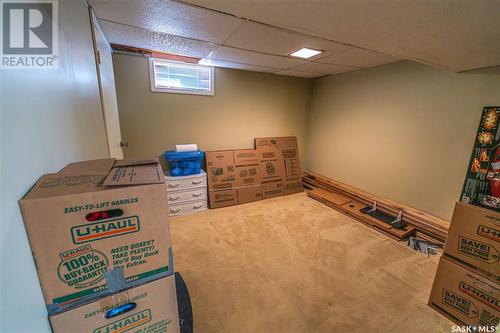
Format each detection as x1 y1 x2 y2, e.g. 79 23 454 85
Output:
415 232 445 247
308 190 416 240
341 201 391 230
340 201 416 238
310 188 351 206
303 171 449 240
111 44 200 63
308 193 402 241
306 171 449 231
305 177 446 242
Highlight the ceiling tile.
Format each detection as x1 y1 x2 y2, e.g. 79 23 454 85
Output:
199 59 278 73
291 62 358 75
207 46 306 69
90 0 243 44
185 0 500 72
224 21 350 59
274 69 320 78
100 20 217 58
318 48 399 68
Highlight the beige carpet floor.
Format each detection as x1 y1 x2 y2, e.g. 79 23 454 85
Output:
169 192 453 333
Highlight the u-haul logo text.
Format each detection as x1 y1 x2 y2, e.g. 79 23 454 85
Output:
459 282 499 312
71 216 140 244
477 225 500 242
93 309 151 333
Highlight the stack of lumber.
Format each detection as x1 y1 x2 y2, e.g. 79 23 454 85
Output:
303 171 449 246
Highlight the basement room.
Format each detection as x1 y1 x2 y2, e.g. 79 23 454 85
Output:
1 0 499 332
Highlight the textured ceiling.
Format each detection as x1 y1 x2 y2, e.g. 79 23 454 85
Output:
90 0 500 78
184 0 500 72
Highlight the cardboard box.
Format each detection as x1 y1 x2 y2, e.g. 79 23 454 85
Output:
206 138 301 207
262 180 284 199
19 158 173 314
284 177 304 195
444 202 499 278
208 187 238 208
205 151 236 188
255 137 279 151
279 137 302 179
238 185 263 204
259 150 286 182
235 164 261 186
428 257 499 328
234 149 260 165
255 136 302 180
49 274 180 333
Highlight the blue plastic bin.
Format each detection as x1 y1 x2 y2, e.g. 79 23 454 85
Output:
164 150 205 176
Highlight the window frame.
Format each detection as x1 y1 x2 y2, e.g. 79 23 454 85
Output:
148 57 215 96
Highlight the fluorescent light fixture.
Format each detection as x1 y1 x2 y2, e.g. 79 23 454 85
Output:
289 48 323 59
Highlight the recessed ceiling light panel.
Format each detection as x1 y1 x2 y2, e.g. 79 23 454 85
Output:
289 48 323 59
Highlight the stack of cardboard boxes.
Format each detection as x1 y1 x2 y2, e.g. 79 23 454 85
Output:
428 202 499 329
19 158 180 332
206 136 303 208
256 136 304 198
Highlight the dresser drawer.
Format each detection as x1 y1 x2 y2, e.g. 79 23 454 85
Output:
168 200 207 216
165 172 207 191
167 187 207 204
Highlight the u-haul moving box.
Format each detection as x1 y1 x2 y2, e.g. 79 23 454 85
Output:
444 202 499 279
233 149 260 166
208 187 239 208
207 150 263 208
206 137 303 208
19 158 173 314
258 149 286 183
49 274 180 333
255 137 303 195
234 149 261 187
237 184 263 204
428 257 499 328
205 151 235 189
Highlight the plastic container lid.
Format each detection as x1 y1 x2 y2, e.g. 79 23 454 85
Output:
164 150 204 161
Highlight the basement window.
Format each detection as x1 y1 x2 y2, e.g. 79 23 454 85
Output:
149 58 214 96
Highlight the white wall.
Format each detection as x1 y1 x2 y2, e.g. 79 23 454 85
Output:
0 1 108 331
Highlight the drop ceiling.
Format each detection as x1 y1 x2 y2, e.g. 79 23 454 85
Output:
90 0 500 78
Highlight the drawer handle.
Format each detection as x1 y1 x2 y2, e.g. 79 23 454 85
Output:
193 204 203 209
169 195 181 201
170 208 180 213
192 192 202 197
192 180 202 185
168 183 180 188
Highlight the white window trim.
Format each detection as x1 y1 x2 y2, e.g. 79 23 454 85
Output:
149 57 215 96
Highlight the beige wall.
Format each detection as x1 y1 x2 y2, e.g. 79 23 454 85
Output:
112 53 312 163
112 54 500 219
307 61 500 219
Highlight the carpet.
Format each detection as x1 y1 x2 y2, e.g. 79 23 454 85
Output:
169 192 452 333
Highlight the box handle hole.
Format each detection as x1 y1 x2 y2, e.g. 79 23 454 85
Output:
105 302 137 319
85 209 123 222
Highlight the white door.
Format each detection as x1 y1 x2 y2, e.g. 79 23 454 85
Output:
90 10 124 159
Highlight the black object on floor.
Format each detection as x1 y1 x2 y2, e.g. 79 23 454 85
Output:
175 272 193 333
360 206 407 229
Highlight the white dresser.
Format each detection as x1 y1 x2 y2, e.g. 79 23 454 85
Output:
165 170 208 216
